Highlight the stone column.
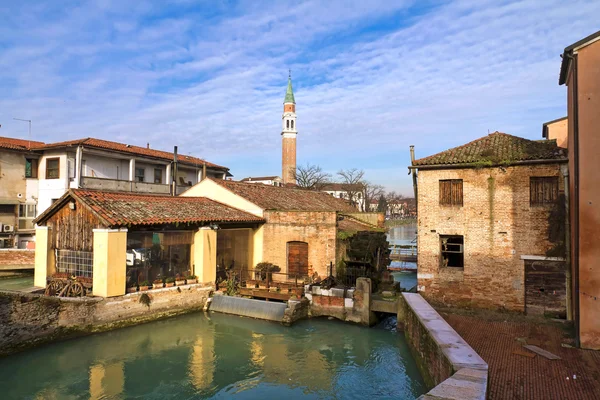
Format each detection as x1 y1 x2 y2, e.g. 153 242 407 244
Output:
93 228 127 297
193 227 217 284
252 225 264 268
34 226 55 288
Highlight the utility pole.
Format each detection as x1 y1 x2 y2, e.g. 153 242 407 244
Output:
13 118 32 149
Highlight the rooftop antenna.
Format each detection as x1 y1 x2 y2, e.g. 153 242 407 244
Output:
289 68 291 78
13 118 32 149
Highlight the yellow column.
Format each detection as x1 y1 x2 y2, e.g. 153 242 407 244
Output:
34 226 55 288
193 227 216 284
252 225 264 268
93 228 127 297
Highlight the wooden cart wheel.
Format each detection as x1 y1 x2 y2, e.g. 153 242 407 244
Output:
46 279 65 296
68 282 84 297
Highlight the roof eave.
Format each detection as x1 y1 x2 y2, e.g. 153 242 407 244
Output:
410 158 569 170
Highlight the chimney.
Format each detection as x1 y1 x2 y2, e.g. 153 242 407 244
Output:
147 143 150 149
172 146 178 196
202 163 207 181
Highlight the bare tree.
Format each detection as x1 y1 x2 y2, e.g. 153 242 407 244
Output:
337 168 366 210
293 163 331 190
363 181 385 212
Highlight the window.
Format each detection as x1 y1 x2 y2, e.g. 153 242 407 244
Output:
18 204 37 230
135 168 145 182
530 177 558 205
439 179 463 206
25 158 38 178
291 120 294 129
46 158 60 179
286 120 290 129
440 235 464 268
154 168 162 184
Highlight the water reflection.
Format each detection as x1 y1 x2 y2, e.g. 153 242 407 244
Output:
0 312 425 399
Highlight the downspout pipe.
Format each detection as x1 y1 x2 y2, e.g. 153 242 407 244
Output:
172 146 178 197
409 145 418 209
562 164 572 321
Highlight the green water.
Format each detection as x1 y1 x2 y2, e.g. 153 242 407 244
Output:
0 275 34 290
0 312 425 399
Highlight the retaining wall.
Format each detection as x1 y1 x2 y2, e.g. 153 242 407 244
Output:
0 284 212 356
398 293 488 400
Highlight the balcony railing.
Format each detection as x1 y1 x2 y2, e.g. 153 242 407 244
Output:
80 177 190 195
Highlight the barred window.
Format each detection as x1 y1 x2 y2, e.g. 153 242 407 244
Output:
530 177 558 205
439 179 463 206
55 250 93 278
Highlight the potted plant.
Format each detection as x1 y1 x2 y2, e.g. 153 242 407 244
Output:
165 277 175 288
152 279 164 289
127 283 138 293
139 281 150 291
254 262 281 281
186 274 197 284
175 274 186 286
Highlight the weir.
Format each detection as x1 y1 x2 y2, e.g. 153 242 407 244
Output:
210 294 287 322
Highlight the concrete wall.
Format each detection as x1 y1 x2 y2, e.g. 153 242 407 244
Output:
262 211 337 278
573 41 600 349
0 150 28 203
0 284 212 356
397 293 488 399
417 164 564 312
80 177 171 194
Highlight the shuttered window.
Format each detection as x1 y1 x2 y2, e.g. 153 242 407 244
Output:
439 179 463 206
530 177 558 205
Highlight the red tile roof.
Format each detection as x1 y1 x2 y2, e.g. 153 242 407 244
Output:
42 137 228 170
413 132 567 167
213 179 357 212
338 216 381 234
35 190 264 227
0 136 45 151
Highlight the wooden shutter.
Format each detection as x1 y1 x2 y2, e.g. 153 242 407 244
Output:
440 180 463 206
288 242 308 276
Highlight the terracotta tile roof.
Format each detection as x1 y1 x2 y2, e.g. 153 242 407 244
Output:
213 179 357 212
412 132 567 167
35 190 264 227
42 137 228 170
0 136 45 151
0 250 35 266
321 183 365 192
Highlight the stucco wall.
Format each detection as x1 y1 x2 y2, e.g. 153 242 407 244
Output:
261 210 337 278
546 118 568 148
417 164 564 311
575 42 600 349
181 179 264 217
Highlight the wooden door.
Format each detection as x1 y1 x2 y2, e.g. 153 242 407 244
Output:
287 241 308 277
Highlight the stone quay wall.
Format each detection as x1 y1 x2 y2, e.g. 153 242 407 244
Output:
0 284 212 357
397 293 488 399
306 278 375 325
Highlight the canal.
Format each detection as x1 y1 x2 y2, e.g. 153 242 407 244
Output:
387 224 418 291
0 311 426 399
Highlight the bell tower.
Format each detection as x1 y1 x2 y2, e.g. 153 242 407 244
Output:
282 72 297 185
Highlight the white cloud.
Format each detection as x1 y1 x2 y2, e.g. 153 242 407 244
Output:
0 0 598 194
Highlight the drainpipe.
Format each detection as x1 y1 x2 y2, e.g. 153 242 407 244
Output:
172 146 178 196
571 54 580 347
562 164 572 321
202 162 207 181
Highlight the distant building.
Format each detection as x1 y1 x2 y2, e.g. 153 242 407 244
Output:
241 176 284 187
412 132 568 315
559 29 600 350
0 135 229 248
321 183 365 211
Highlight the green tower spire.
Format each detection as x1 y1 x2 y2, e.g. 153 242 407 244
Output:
284 71 295 104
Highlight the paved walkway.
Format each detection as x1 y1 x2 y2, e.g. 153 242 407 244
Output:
438 309 600 400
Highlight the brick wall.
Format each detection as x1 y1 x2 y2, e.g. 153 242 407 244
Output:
262 211 337 278
417 164 564 311
0 284 212 356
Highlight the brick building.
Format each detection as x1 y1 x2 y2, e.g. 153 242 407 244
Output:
182 178 357 278
411 132 568 313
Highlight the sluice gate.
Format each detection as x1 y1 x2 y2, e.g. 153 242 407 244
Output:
209 294 287 322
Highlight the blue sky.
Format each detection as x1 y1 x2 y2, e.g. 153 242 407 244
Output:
1 0 599 195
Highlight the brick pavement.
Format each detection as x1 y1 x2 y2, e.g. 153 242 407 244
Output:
439 309 600 400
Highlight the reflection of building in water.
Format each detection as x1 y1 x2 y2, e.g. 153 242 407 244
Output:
89 362 124 400
189 334 215 391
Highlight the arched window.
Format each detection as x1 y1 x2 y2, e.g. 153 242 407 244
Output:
291 120 294 129
286 120 290 129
